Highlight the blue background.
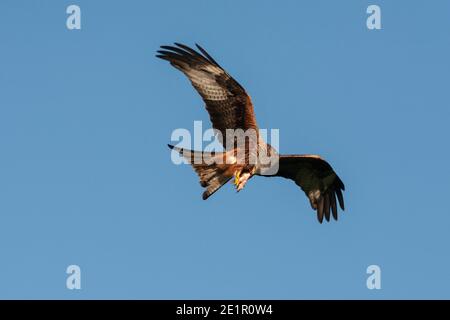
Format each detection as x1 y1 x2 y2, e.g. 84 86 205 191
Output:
1 0 449 299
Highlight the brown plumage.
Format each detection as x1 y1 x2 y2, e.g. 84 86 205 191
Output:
157 43 258 147
157 43 346 223
276 155 345 223
167 144 238 200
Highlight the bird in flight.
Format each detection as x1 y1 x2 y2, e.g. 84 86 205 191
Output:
156 43 345 223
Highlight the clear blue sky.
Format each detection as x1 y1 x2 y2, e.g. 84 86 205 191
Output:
1 0 449 299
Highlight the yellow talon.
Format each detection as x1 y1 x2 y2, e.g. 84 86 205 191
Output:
234 170 241 186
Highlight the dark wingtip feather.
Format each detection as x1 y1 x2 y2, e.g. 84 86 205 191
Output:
168 144 174 149
324 194 330 222
202 191 210 200
331 192 338 220
156 46 197 66
160 45 177 50
156 50 182 59
195 43 221 67
174 42 206 61
317 198 324 223
338 177 345 191
336 188 345 211
317 213 324 224
160 45 194 58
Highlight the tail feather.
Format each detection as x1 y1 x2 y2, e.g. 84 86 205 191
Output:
202 175 231 200
168 144 233 199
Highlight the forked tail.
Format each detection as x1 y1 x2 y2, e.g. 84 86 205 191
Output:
168 144 236 200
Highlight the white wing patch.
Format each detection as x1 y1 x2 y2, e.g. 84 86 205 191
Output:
184 67 229 101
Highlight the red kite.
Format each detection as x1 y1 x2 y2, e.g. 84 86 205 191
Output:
157 43 345 223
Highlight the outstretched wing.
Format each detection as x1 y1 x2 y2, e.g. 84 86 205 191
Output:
156 43 258 148
276 155 345 223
